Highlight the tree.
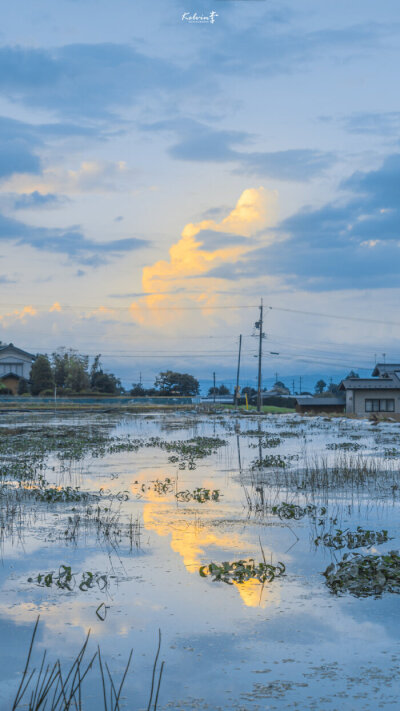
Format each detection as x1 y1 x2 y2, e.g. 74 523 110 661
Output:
314 379 327 394
130 383 145 396
328 382 340 394
91 370 122 394
90 355 123 394
17 377 30 395
52 349 70 388
154 371 199 396
346 370 360 379
208 384 230 396
30 355 54 396
52 348 90 392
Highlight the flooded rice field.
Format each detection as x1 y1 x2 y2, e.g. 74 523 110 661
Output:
1 410 400 710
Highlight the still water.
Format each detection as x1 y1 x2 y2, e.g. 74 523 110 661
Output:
1 411 400 710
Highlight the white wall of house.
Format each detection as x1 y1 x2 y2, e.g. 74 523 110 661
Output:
0 348 33 379
346 389 400 415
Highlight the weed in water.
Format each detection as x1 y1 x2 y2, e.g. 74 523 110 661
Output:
326 442 365 452
269 501 318 520
315 526 391 550
28 565 109 592
176 487 221 503
323 550 400 597
199 559 285 585
251 454 290 470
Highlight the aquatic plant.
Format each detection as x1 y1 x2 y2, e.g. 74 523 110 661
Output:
28 565 109 592
251 454 289 470
153 477 174 494
248 435 281 448
269 501 318 520
383 447 400 458
199 559 285 585
33 485 92 503
315 526 391 550
323 550 400 596
175 488 221 503
326 442 365 451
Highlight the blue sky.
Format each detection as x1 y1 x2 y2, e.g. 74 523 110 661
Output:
1 0 400 389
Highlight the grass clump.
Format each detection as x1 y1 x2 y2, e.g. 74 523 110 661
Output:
12 616 164 710
323 550 400 596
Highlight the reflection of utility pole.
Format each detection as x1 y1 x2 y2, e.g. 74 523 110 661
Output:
213 371 216 404
234 334 242 408
236 434 242 471
256 299 264 413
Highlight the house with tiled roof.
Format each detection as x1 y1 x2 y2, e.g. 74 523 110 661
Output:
339 364 400 415
0 343 35 394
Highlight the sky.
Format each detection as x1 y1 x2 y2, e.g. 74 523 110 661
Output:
1 0 400 392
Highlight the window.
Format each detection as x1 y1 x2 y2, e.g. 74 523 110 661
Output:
0 362 23 376
365 399 395 412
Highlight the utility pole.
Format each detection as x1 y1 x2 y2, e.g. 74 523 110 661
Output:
299 376 302 394
234 334 242 408
139 371 142 385
256 298 264 413
213 371 216 404
292 379 295 395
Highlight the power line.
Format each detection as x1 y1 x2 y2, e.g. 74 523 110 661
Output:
1 299 400 327
267 305 400 327
0 303 258 312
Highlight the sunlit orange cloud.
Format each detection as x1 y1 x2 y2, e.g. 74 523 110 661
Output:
138 470 280 609
0 305 37 325
49 302 62 312
130 187 278 327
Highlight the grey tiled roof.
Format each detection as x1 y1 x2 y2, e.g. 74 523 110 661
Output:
341 376 400 390
296 396 345 406
372 363 400 376
0 343 35 359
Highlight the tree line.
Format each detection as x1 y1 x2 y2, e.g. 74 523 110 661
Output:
18 352 201 397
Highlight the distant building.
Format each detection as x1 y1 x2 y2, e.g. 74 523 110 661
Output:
264 384 291 397
295 395 345 414
0 343 35 394
339 364 400 416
